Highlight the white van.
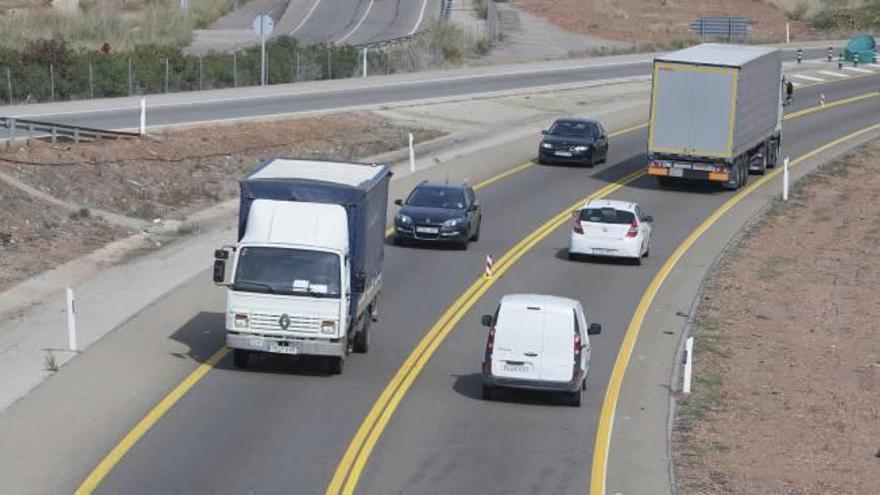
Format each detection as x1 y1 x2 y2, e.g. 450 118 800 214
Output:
480 294 602 407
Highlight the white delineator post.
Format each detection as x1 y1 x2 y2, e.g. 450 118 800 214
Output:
484 254 493 278
66 288 77 352
362 47 367 78
408 133 415 173
783 156 790 201
819 93 826 107
683 336 694 394
140 97 146 135
785 22 790 44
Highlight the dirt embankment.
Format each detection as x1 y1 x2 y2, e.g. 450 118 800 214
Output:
513 0 818 46
0 113 443 292
673 139 880 494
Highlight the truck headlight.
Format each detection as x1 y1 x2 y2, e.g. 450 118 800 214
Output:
234 313 249 328
321 320 337 335
540 142 553 149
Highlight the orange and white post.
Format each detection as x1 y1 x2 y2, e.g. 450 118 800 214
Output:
484 254 493 278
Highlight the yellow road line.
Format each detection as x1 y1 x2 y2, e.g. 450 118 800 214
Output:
328 168 646 495
589 120 880 495
75 347 230 494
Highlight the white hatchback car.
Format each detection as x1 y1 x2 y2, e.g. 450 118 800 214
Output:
481 294 602 407
568 199 653 265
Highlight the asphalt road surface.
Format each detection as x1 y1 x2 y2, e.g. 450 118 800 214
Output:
88 74 880 494
290 0 429 45
5 48 835 133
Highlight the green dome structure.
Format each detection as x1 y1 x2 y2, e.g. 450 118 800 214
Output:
844 34 876 63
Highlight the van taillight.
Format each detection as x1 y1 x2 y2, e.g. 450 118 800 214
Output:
573 217 584 234
574 332 581 358
483 327 496 373
626 218 639 237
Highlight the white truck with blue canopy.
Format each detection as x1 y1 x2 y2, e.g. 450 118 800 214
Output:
213 158 392 374
646 43 784 189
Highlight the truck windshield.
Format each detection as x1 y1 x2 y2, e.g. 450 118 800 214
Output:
233 247 341 298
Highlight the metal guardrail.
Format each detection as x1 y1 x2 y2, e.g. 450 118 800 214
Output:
689 16 751 41
0 117 140 145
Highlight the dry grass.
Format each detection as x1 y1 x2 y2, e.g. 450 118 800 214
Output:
0 0 239 50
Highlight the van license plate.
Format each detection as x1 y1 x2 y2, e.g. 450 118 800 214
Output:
269 343 299 355
504 364 527 373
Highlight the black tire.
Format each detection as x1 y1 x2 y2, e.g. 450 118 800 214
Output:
327 356 344 375
353 317 370 354
233 349 250 369
723 163 741 190
569 388 582 407
581 377 587 391
482 384 493 401
470 221 481 242
644 241 650 258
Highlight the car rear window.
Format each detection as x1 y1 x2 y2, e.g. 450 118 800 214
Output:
579 207 635 224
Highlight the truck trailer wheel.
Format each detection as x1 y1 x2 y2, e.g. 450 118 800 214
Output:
233 349 250 369
353 317 370 354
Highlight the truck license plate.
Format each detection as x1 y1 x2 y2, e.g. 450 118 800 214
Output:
269 343 299 355
669 167 684 177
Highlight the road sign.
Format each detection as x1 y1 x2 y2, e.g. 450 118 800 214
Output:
252 14 275 36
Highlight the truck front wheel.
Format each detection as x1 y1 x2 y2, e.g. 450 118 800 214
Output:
353 317 370 354
233 349 250 369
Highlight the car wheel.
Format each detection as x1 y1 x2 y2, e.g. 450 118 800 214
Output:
470 221 481 242
353 317 370 354
569 388 582 407
233 349 250 369
644 241 651 258
482 384 493 401
581 377 587 391
327 356 344 375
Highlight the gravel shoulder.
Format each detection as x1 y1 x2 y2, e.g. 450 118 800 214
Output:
0 113 442 292
674 138 880 494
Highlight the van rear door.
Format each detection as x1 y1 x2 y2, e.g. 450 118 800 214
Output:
492 308 542 381
539 311 575 382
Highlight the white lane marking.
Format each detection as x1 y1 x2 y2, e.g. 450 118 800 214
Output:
842 66 873 73
8 59 651 119
792 74 825 82
336 0 375 44
290 0 324 35
791 81 803 87
410 0 429 35
818 70 850 78
868 63 880 68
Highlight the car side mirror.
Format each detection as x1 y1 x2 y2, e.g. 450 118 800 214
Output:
213 259 227 284
468 204 479 212
481 315 493 327
214 249 229 260
353 272 366 293
588 323 602 335
394 199 403 206
541 129 548 135
645 215 653 223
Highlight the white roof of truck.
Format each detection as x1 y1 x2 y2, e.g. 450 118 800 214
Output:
248 159 383 188
241 199 348 252
656 43 778 67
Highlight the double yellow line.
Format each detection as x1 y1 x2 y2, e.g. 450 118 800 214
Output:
328 167 647 494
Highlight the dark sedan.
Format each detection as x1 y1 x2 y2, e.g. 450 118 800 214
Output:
538 118 609 167
393 181 481 249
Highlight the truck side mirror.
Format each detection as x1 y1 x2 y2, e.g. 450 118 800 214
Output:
588 323 602 335
481 315 493 327
213 259 227 284
353 272 366 292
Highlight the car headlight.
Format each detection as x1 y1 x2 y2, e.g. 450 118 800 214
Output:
397 213 413 224
443 218 465 228
321 320 337 335
540 142 553 149
574 145 590 152
234 313 249 328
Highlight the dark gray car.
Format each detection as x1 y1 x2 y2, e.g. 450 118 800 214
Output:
538 118 609 167
393 181 481 249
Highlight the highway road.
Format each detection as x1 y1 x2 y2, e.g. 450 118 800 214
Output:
75 74 880 494
289 0 431 45
4 48 835 133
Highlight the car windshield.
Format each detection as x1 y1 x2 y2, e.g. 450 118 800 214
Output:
579 207 635 224
407 187 466 209
550 121 597 137
233 247 341 298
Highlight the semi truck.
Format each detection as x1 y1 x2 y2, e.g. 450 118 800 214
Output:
213 158 392 375
646 43 784 189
